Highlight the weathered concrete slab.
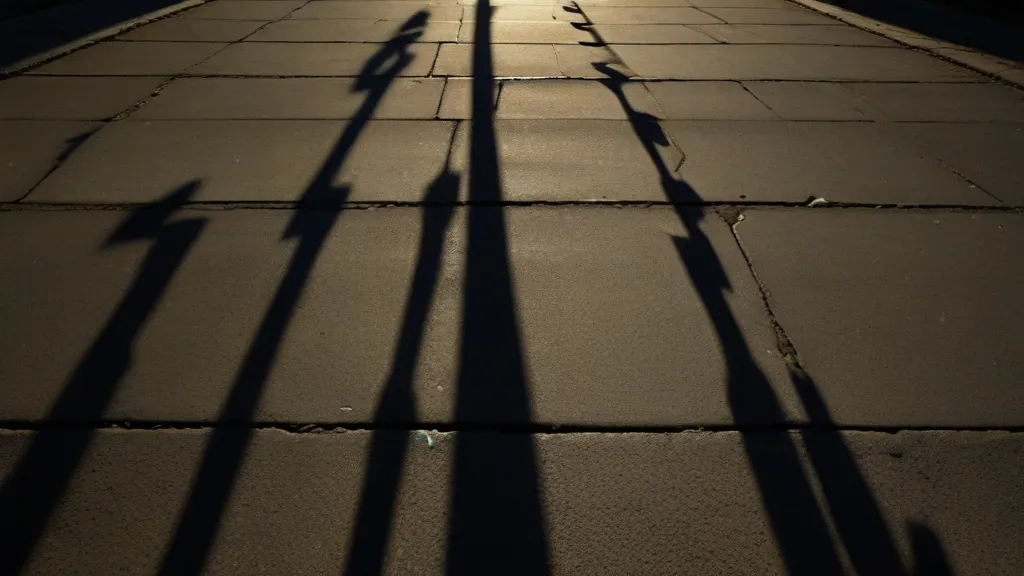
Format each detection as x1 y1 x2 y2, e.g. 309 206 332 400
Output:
189 42 439 76
0 205 798 424
613 45 982 81
437 78 498 118
0 77 165 120
552 45 632 77
451 120 682 201
29 42 227 76
463 4 582 21
737 210 1024 426
846 82 1024 122
26 120 454 203
457 22 592 43
742 81 869 120
289 1 462 20
700 7 837 24
248 18 460 41
117 19 265 42
180 0 305 20
646 81 778 119
589 24 719 44
433 44 561 77
496 79 662 119
897 123 1024 206
662 121 992 204
580 6 725 24
130 77 444 119
694 23 897 45
0 121 98 201
2 429 1021 574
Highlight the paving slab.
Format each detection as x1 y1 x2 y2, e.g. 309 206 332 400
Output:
588 24 720 44
437 77 498 118
2 429 1021 574
553 44 632 77
580 6 725 24
248 18 460 41
457 22 592 43
189 42 439 76
645 81 778 119
130 77 444 119
737 210 1024 426
0 205 797 424
496 79 662 118
694 23 897 45
180 0 305 20
463 4 582 21
0 121 99 202
116 19 267 42
28 42 227 76
742 81 870 120
845 82 1024 122
662 121 992 204
613 45 982 81
0 77 165 120
433 43 562 77
450 120 683 201
289 1 463 20
700 7 837 24
897 123 1024 206
27 120 454 203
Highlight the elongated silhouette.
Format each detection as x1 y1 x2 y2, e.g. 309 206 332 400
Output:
578 14 952 571
446 0 550 573
0 182 207 575
159 14 431 575
343 166 459 575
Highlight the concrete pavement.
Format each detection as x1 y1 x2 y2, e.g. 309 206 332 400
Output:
1 0 1022 573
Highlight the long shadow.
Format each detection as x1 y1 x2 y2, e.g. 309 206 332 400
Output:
157 13 431 575
591 62 844 574
343 167 459 575
586 31 952 573
445 0 550 573
0 181 207 575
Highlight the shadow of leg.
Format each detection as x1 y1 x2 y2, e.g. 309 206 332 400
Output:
344 169 459 576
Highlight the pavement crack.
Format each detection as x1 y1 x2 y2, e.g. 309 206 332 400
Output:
721 209 802 366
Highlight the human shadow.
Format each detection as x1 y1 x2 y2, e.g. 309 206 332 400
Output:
446 0 550 573
582 18 952 571
343 0 551 573
342 167 459 575
157 13 431 576
0 181 207 575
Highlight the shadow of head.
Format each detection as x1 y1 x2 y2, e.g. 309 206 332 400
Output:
106 180 203 245
355 10 430 91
